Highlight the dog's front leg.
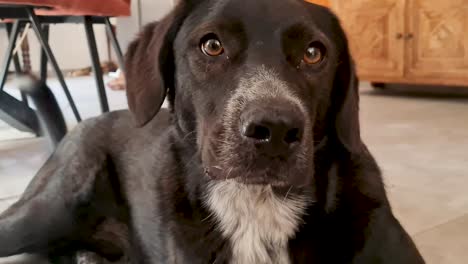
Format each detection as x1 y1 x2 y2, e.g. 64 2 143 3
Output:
0 121 125 262
351 206 425 264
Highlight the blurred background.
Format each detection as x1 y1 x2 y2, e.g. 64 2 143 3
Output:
0 0 467 263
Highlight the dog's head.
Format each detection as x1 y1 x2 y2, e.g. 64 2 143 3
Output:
126 0 362 188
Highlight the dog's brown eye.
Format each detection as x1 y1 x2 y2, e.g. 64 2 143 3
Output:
201 37 224 56
304 43 324 65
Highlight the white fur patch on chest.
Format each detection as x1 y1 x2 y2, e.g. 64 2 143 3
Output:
205 181 308 264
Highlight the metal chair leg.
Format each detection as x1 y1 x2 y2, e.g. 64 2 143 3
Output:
40 24 49 82
0 21 21 92
6 23 29 106
0 90 40 134
12 46 27 105
27 8 81 122
8 25 23 75
104 17 125 72
84 16 109 113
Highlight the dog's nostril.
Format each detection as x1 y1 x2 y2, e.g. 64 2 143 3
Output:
284 128 301 144
243 123 271 141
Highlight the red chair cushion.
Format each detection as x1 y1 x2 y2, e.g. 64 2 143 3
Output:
0 0 131 17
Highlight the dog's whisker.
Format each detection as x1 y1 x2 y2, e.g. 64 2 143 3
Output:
182 130 197 141
201 211 215 223
283 186 293 202
226 167 234 180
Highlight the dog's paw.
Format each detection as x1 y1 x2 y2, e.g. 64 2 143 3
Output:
75 252 106 264
75 251 130 264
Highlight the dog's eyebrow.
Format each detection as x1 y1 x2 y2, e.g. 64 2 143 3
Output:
282 22 316 39
188 19 245 38
280 20 331 45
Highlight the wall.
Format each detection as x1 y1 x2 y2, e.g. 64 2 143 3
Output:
116 0 175 52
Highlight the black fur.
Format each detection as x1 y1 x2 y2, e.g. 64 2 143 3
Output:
0 0 424 263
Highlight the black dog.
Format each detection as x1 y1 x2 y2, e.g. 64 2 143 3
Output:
0 0 425 263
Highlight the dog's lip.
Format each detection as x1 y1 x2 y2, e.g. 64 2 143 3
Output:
236 177 290 187
203 166 224 179
203 166 291 187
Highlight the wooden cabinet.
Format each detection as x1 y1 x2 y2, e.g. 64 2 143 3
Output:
330 0 406 79
331 0 468 87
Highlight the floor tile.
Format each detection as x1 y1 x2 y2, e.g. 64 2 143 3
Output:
359 83 468 235
0 138 49 198
414 214 468 264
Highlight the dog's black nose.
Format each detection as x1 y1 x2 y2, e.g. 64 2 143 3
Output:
241 104 304 158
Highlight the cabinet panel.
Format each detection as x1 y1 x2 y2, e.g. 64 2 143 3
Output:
407 0 468 81
331 0 406 79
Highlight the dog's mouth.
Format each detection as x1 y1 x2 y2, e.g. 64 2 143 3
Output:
201 136 314 188
199 116 316 187
203 165 291 187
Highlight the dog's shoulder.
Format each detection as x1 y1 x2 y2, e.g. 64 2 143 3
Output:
60 109 172 149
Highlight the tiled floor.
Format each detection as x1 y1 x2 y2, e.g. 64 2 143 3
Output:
1 79 467 263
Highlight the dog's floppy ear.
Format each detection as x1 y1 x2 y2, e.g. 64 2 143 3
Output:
333 40 363 153
300 3 363 153
125 3 189 126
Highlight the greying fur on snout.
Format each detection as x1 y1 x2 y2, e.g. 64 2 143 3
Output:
216 66 313 176
226 66 307 119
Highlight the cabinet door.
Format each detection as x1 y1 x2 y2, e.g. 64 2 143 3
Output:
406 0 468 82
331 0 406 79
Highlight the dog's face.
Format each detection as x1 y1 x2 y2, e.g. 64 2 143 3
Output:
126 0 361 188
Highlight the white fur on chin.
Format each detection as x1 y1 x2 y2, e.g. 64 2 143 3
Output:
205 180 309 264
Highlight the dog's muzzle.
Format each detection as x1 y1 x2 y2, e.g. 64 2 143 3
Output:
204 68 313 186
